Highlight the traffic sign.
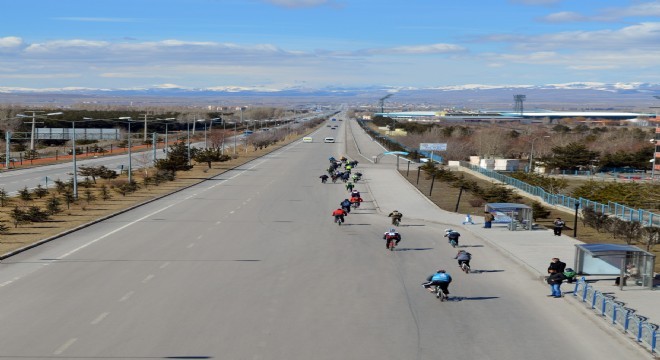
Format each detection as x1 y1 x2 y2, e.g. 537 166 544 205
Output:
420 143 447 151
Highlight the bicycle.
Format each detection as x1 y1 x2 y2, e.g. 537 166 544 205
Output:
460 261 470 274
392 217 400 227
449 238 458 248
334 216 343 226
434 285 448 301
387 239 396 252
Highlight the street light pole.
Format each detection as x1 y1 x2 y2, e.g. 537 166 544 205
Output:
118 117 133 183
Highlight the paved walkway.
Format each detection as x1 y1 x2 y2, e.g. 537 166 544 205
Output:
345 118 660 327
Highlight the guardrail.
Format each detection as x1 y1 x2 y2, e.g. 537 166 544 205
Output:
457 161 660 227
573 277 658 354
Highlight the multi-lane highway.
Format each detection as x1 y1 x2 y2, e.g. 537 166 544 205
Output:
0 117 647 359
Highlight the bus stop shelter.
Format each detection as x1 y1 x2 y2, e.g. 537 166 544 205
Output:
574 243 656 289
485 203 533 231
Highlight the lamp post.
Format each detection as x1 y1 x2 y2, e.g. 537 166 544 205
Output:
17 111 63 150
118 117 133 183
528 135 550 173
187 120 191 165
156 118 176 155
233 121 237 155
197 119 208 149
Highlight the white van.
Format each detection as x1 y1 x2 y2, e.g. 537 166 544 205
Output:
302 137 313 143
324 137 335 143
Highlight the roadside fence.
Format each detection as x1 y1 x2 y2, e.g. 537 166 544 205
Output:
573 277 658 354
457 160 660 227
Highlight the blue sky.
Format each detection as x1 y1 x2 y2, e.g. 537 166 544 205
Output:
1 0 659 90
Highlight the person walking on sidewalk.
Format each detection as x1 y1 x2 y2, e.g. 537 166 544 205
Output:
463 213 475 225
547 258 566 274
547 269 566 298
483 211 495 228
553 217 565 236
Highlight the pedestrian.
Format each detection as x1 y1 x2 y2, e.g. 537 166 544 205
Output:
553 217 565 236
547 269 566 298
319 174 329 183
547 258 566 274
462 213 475 225
483 211 495 228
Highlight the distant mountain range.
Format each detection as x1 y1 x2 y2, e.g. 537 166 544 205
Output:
1 83 659 110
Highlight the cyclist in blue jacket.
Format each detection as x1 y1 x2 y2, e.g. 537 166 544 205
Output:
422 270 452 294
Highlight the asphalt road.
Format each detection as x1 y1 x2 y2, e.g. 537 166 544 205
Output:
0 120 647 359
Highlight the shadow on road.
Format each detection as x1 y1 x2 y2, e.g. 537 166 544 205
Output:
471 269 505 274
452 296 500 301
395 247 434 252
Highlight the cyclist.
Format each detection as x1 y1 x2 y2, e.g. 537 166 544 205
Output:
346 181 354 192
444 229 460 247
340 199 352 213
332 208 347 224
422 269 452 294
350 195 363 208
350 189 360 199
454 250 471 268
351 173 360 183
383 228 402 249
388 210 403 225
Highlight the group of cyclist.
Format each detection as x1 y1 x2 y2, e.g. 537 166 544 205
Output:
326 155 470 298
422 230 472 297
329 156 365 225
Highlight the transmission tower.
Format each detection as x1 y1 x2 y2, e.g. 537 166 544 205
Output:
513 95 526 116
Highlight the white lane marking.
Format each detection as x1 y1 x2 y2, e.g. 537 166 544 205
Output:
196 235 203 240
142 274 155 283
91 312 109 325
36 149 274 264
215 221 222 225
53 338 77 355
119 291 134 302
160 262 170 269
187 243 195 249
230 211 235 214
0 277 21 287
57 203 177 259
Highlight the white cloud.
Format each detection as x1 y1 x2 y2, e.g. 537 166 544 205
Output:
539 11 586 23
362 43 466 55
485 22 660 51
0 36 23 48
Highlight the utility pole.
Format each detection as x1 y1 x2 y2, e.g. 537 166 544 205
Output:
25 112 44 151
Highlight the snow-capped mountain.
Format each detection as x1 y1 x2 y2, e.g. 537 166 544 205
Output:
0 83 658 108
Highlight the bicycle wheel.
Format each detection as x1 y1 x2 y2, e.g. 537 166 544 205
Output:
450 240 457 248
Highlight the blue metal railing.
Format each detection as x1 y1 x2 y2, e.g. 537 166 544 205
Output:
573 277 658 353
457 160 660 227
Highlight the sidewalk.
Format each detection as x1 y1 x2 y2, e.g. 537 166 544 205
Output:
345 118 660 327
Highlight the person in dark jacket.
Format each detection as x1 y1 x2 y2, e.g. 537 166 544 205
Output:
547 258 566 274
547 269 566 298
553 217 566 236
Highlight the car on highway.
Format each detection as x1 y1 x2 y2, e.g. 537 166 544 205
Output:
324 137 335 143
